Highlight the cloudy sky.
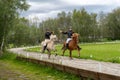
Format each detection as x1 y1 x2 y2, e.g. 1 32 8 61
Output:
20 0 120 22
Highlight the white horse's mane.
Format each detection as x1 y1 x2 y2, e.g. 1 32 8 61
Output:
50 34 57 41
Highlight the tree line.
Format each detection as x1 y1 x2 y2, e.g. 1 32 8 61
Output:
7 7 120 48
39 8 120 42
5 8 120 48
0 0 120 55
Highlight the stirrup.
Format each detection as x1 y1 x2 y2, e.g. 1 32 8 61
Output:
66 43 69 49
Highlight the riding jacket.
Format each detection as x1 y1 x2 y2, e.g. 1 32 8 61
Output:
45 31 52 39
62 30 74 38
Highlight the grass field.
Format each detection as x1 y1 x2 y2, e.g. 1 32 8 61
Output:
26 42 120 63
0 52 80 80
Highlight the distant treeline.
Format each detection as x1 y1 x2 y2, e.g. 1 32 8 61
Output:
7 8 120 47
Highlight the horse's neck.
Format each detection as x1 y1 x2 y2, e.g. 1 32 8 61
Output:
72 38 78 44
50 41 54 45
50 34 56 41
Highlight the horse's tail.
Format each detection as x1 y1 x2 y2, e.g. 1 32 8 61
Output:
61 42 66 50
77 45 82 50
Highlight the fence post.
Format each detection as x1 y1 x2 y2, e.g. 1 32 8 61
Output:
98 63 102 72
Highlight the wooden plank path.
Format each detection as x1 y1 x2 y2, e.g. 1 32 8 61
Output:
9 47 120 80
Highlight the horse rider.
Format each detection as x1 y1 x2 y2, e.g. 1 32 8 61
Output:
60 28 74 49
42 29 53 53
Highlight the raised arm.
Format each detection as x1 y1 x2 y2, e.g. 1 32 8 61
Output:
60 30 67 34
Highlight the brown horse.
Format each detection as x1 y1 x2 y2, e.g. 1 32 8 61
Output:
61 33 81 59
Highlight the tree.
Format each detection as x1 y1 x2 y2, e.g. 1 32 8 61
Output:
106 8 120 40
72 8 95 42
0 0 29 55
98 11 108 40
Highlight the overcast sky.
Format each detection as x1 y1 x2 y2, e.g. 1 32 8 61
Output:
20 0 120 22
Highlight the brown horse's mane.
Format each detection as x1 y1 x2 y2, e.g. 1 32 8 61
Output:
71 33 79 44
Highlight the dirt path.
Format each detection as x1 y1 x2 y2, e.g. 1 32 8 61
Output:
9 47 120 77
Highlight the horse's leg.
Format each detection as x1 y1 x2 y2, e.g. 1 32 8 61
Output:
61 44 65 50
69 50 73 59
42 45 47 53
41 47 45 53
61 46 64 50
61 43 66 56
77 45 81 57
62 48 66 56
47 49 51 59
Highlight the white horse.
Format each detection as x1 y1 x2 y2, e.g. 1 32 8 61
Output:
41 34 58 58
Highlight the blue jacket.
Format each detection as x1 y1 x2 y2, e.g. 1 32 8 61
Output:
62 30 74 38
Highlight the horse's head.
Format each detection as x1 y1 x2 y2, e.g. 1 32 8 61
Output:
50 34 58 41
72 33 79 42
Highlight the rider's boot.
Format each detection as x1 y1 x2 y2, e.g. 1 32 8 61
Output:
42 45 47 53
65 43 69 49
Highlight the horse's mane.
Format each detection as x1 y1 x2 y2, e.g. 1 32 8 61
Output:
50 34 57 41
72 33 79 39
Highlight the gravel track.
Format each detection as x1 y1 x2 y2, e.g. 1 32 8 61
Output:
9 47 120 77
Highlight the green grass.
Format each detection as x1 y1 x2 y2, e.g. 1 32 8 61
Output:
26 42 120 63
80 43 120 63
0 52 80 80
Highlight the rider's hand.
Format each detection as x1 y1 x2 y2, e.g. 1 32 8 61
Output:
59 30 62 33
